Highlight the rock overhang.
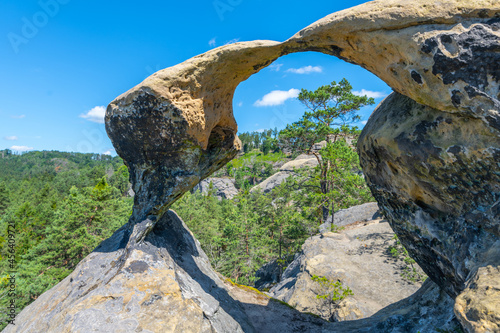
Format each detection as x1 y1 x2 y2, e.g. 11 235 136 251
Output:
104 1 499 331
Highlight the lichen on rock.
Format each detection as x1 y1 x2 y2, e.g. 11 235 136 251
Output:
6 0 500 332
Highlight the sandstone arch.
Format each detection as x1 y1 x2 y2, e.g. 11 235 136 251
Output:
6 1 499 332
105 1 499 331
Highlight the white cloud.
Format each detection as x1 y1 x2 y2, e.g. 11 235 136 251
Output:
361 120 368 125
256 128 265 133
80 106 106 124
209 37 216 47
11 114 26 119
269 63 283 72
4 136 18 141
11 145 33 152
103 149 115 156
223 38 240 45
254 89 300 107
286 66 322 74
237 101 243 107
353 89 388 99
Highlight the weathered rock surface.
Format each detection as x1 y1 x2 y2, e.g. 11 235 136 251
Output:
250 171 291 193
319 202 382 233
224 281 330 333
4 211 254 333
253 259 282 290
279 154 319 172
12 0 499 332
232 273 462 333
270 219 425 322
357 92 500 311
192 177 238 200
251 154 318 193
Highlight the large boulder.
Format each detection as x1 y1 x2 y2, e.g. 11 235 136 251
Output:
319 202 382 233
270 219 426 322
357 92 500 317
10 0 499 332
3 211 254 333
192 177 238 200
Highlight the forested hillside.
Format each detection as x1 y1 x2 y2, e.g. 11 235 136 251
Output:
0 150 133 329
0 80 376 330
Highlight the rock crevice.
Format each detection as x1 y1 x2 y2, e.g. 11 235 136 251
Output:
8 0 500 332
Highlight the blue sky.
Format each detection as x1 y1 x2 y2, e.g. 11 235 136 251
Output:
0 0 390 155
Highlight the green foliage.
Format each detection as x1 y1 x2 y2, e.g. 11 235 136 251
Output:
0 151 132 330
0 182 9 215
311 274 353 321
388 235 427 283
172 180 318 286
238 129 279 154
279 78 374 154
278 78 375 222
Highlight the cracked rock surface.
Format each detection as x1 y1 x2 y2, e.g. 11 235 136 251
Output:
8 0 499 332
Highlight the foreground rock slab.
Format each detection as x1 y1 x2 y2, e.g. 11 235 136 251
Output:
271 219 426 322
357 92 500 329
4 211 253 333
10 0 499 332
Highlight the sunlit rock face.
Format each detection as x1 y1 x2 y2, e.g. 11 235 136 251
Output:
358 92 500 297
105 41 286 224
104 1 499 330
3 211 255 333
7 0 497 332
106 0 500 229
354 10 500 330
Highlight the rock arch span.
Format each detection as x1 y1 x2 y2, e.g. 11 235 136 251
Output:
5 0 499 332
106 1 499 330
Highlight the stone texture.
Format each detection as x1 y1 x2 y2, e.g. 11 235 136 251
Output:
270 219 425 322
253 259 281 290
105 2 500 330
11 0 499 332
3 211 254 333
279 155 319 171
250 171 291 193
357 92 500 300
192 177 238 200
455 266 500 333
319 202 382 233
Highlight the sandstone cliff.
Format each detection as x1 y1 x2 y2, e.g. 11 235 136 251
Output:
270 216 428 322
6 0 499 332
3 211 254 333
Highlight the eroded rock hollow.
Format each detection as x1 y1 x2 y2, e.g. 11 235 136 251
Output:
6 0 499 332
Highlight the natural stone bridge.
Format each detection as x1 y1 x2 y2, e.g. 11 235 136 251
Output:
7 0 499 332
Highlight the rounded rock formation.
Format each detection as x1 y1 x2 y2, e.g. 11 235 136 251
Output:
6 0 499 332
